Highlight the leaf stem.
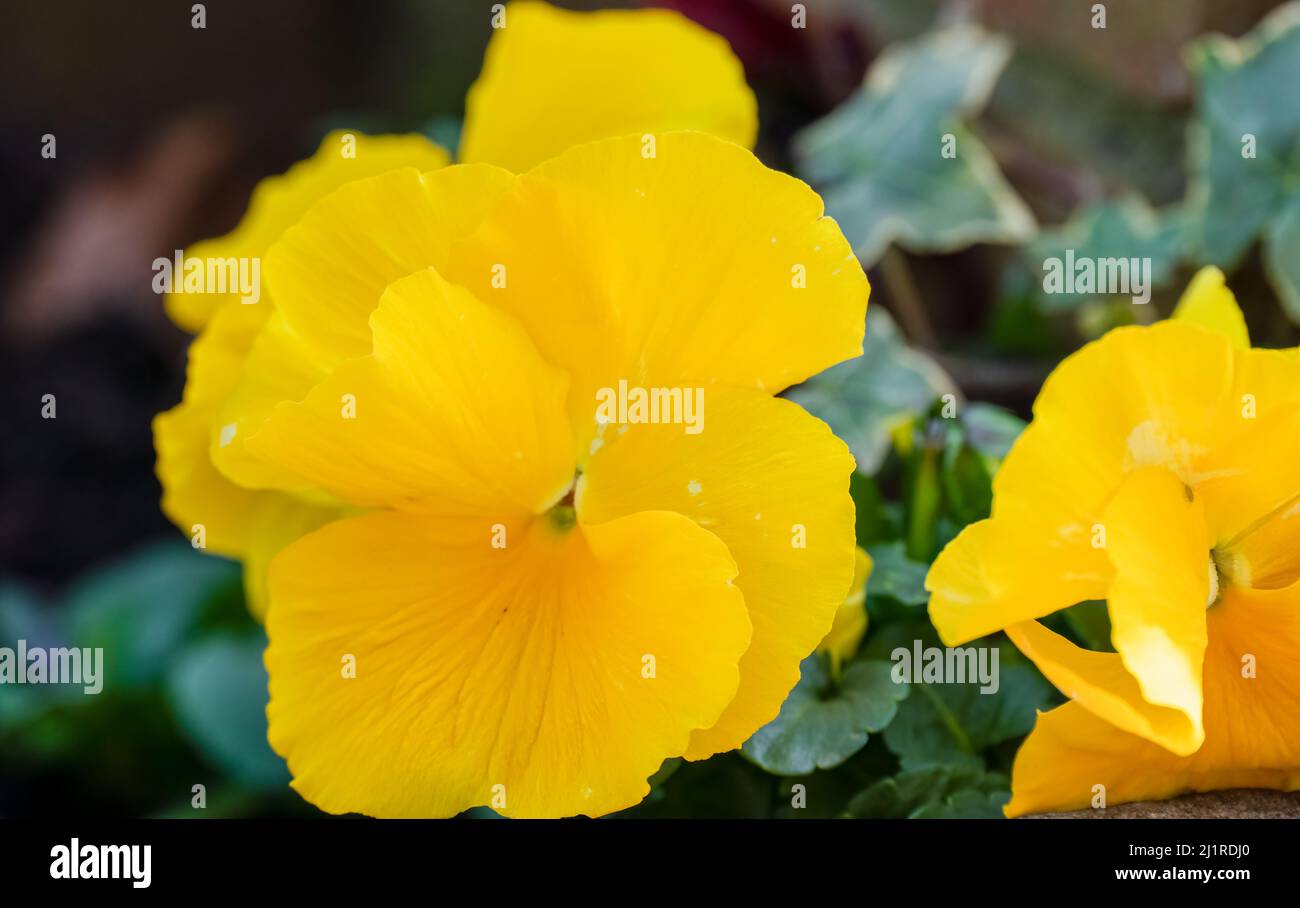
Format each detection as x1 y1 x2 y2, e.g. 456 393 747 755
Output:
880 246 937 348
918 683 976 755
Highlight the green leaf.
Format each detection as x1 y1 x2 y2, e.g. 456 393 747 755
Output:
616 753 774 818
848 765 1009 818
986 48 1188 205
1024 196 1186 313
935 403 1024 527
850 471 895 546
903 428 944 561
795 25 1035 265
0 584 75 729
883 660 1051 771
773 740 899 818
166 634 289 789
1059 600 1114 653
0 583 58 645
421 114 462 158
788 308 955 474
940 440 994 527
1185 4 1300 272
742 656 908 776
961 402 1025 462
64 541 241 690
864 541 929 606
1265 195 1300 322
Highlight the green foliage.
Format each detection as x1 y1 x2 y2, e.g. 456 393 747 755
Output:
1186 3 1300 321
619 753 776 818
788 308 955 474
64 542 240 689
1265 197 1300 321
863 542 929 607
742 656 908 775
0 584 75 730
893 400 1026 561
848 765 1009 819
961 402 1026 461
987 48 1188 206
883 660 1052 771
1059 600 1115 654
167 634 289 789
1023 196 1186 313
0 543 297 817
795 26 1035 266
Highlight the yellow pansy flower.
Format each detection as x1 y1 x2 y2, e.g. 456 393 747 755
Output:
819 547 874 678
154 132 449 616
154 1 758 618
460 1 756 172
218 130 866 817
926 266 1300 816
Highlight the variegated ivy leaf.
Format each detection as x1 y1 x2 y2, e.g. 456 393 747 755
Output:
1025 196 1186 313
794 25 1035 266
1265 195 1300 321
1186 3 1300 321
787 308 955 474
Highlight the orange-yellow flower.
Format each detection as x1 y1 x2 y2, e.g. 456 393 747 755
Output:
229 130 865 817
927 266 1300 815
154 1 756 617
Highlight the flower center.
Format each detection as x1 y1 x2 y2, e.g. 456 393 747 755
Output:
1205 554 1220 609
545 483 578 533
1209 546 1250 603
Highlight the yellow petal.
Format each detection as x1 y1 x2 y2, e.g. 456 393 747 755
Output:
930 322 1239 645
248 267 575 515
166 131 449 333
212 163 516 492
997 321 1235 520
236 495 338 621
152 300 299 541
1228 343 1300 423
1198 405 1300 551
927 517 1110 646
1172 265 1250 349
1006 620 1203 756
264 163 516 362
819 547 873 675
1220 492 1300 591
1006 701 1300 817
448 131 868 456
1102 465 1209 742
266 508 751 818
155 303 268 557
1006 582 1300 816
1196 347 1300 581
460 2 757 173
153 302 338 619
578 387 857 760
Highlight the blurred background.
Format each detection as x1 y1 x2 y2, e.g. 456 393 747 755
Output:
2 0 1296 818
